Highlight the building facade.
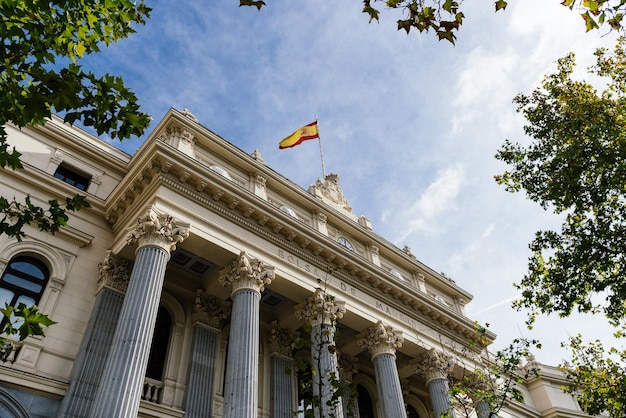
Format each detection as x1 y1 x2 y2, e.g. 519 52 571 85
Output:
0 109 592 418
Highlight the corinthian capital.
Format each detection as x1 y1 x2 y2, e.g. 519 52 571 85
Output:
218 251 275 293
193 290 230 329
126 209 190 253
357 321 404 358
294 288 346 327
97 250 133 293
411 349 456 382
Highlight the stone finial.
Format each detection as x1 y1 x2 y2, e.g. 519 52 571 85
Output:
181 108 198 122
411 349 456 382
251 149 265 164
357 321 404 358
193 290 230 329
218 251 275 293
268 321 300 357
294 288 346 327
97 250 133 293
403 245 416 259
126 209 190 253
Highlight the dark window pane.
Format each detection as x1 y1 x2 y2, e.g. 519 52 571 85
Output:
53 164 90 191
3 273 43 293
145 307 172 380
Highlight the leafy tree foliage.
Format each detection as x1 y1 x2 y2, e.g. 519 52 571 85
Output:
0 303 55 362
450 324 540 418
0 0 152 239
561 329 626 417
496 38 626 326
240 0 626 44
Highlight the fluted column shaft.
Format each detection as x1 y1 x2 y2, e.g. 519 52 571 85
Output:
357 321 406 418
184 323 220 418
295 289 346 418
88 210 189 418
88 246 169 417
219 252 275 418
475 400 491 418
372 353 406 418
223 288 261 418
56 288 124 418
427 377 456 418
311 323 344 418
270 354 296 418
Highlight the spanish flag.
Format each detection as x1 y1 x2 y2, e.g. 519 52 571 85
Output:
279 121 319 149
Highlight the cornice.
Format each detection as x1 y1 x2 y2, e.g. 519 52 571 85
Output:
151 110 473 301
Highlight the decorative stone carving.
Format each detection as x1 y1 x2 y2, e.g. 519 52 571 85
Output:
369 244 379 255
294 288 346 327
268 321 299 357
97 250 133 293
338 353 360 380
180 129 195 144
403 245 416 259
251 149 265 164
255 173 267 188
357 321 404 358
316 212 327 225
218 251 275 293
411 349 456 382
193 290 230 328
126 209 190 253
181 108 198 122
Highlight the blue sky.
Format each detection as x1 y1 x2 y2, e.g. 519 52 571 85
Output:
81 0 619 365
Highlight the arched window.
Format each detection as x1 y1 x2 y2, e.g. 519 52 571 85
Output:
356 384 375 418
145 306 172 381
407 404 420 418
0 256 49 324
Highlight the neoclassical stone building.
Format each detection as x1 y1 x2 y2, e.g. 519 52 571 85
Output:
0 109 593 418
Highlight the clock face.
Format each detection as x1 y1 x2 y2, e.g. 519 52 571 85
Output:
337 237 354 251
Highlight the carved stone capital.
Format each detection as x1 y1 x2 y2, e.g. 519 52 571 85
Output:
294 288 346 327
368 244 379 255
357 321 404 358
338 353 360 380
126 209 190 253
218 251 275 293
193 290 230 329
97 250 133 293
411 349 455 382
268 321 299 357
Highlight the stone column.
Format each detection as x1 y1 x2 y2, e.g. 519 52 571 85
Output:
357 321 406 418
338 354 359 418
412 349 456 418
219 252 275 418
475 400 491 418
184 290 230 418
268 321 299 418
295 289 346 418
57 252 132 418
88 210 189 418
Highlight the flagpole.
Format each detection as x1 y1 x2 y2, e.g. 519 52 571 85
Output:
316 115 327 178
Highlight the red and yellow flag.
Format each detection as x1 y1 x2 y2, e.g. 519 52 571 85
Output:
279 121 319 149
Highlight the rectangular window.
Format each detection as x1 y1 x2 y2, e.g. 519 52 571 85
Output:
54 164 90 191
